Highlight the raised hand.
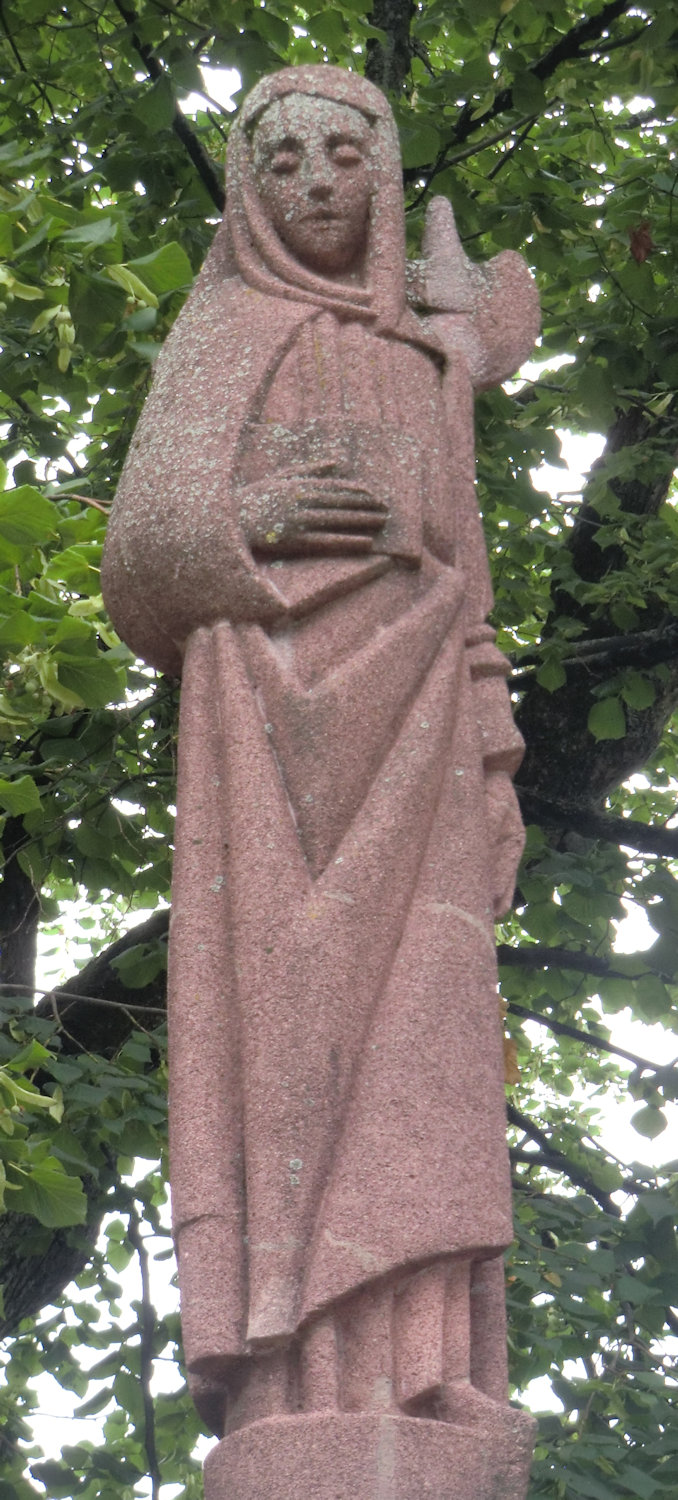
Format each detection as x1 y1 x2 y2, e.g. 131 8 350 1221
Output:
420 196 485 314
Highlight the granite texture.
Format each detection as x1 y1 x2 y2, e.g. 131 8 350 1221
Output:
101 63 539 1500
204 1409 536 1500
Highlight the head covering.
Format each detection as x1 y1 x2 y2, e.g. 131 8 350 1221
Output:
222 66 407 331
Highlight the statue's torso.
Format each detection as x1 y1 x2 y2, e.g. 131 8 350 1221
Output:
236 310 455 571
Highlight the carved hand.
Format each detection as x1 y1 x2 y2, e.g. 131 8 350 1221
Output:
239 463 388 556
420 195 485 314
415 195 540 389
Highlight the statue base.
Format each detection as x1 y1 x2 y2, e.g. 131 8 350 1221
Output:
203 1408 536 1500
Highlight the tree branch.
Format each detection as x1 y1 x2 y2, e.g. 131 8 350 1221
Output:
511 620 678 688
407 1 640 196
507 999 676 1076
111 0 224 212
128 1206 161 1500
0 911 170 1337
0 817 39 991
498 942 644 982
453 0 638 148
508 1103 621 1217
516 789 678 860
365 0 414 94
38 907 170 1054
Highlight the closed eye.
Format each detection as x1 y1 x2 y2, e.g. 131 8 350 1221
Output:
329 138 365 167
269 148 301 175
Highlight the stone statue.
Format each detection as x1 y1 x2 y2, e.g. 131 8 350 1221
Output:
102 65 539 1500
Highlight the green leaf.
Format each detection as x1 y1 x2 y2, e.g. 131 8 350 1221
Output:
0 608 41 648
69 268 127 343
55 654 125 709
50 1126 98 1173
127 241 194 295
111 941 167 989
511 71 546 114
635 972 670 1022
617 1468 659 1500
134 76 175 132
113 1369 144 1420
0 775 41 814
0 486 56 548
8 1160 87 1227
621 671 656 710
536 657 566 691
399 121 441 169
306 11 347 48
75 1385 114 1417
56 215 120 248
631 1105 668 1140
635 1191 675 1224
587 697 626 741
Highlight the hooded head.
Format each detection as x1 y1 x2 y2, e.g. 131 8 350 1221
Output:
223 66 407 330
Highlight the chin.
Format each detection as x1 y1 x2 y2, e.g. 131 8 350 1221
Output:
289 237 359 276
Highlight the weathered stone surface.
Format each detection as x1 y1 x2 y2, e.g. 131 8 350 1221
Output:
204 1407 536 1500
102 63 539 1500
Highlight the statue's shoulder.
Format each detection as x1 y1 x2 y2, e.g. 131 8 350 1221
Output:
156 270 308 387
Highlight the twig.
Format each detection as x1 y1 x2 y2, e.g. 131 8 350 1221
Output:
508 1103 621 1217
0 0 27 73
485 114 540 184
61 492 111 515
127 1206 161 1500
506 998 676 1075
406 114 538 211
0 980 166 1015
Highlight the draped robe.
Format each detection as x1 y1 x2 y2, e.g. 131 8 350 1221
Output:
101 63 538 1433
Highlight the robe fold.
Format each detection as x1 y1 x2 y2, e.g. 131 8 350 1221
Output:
101 64 536 1393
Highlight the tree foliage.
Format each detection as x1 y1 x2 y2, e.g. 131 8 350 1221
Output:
0 1 678 1496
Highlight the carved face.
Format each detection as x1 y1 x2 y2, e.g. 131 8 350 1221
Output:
252 96 374 277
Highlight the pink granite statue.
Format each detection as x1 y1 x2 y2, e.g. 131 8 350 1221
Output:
102 65 540 1500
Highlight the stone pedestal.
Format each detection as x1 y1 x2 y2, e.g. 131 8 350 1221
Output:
204 1409 536 1500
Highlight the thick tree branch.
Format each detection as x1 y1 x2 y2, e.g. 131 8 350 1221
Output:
498 942 645 983
0 825 39 992
0 910 170 1336
111 0 225 212
36 907 170 1053
365 0 414 94
517 789 678 860
511 620 678 688
0 1184 106 1339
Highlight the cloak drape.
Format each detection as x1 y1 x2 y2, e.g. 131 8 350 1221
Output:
101 65 536 1402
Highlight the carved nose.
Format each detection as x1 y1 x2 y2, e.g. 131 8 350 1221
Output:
308 176 333 200
306 155 334 198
